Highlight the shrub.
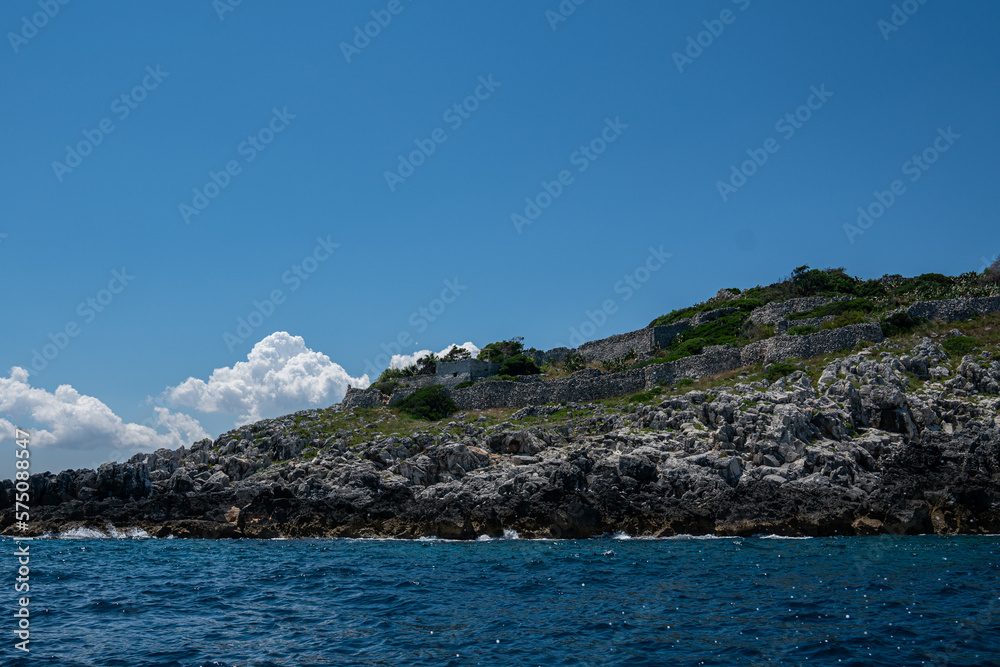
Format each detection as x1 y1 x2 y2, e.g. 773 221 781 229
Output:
786 324 820 336
416 353 437 375
880 312 926 337
626 391 654 403
942 335 979 359
675 378 694 388
477 338 525 363
370 380 399 397
824 309 869 328
563 351 586 372
764 362 800 384
455 380 475 390
377 366 415 382
395 385 456 421
497 353 541 376
745 322 775 342
601 350 637 373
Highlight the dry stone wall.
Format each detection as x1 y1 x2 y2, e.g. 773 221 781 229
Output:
891 296 1000 323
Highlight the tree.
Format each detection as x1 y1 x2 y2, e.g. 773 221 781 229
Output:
416 353 437 375
440 345 472 362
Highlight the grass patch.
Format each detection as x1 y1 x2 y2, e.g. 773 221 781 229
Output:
942 335 980 359
764 362 801 383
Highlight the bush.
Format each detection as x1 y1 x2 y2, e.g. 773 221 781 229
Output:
626 391 654 403
675 378 694 388
497 353 541 376
824 309 869 328
880 312 926 337
370 380 399 397
942 335 979 359
764 362 800 383
478 338 525 363
377 366 415 382
601 350 637 373
786 325 820 336
455 380 475 389
395 385 456 421
980 256 1000 286
563 351 586 372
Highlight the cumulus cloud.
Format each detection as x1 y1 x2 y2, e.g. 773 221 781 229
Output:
162 332 369 425
0 366 209 453
389 342 480 370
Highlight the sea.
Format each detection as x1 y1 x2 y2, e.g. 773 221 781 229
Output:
3 532 999 666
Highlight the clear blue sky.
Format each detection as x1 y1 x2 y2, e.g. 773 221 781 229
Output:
2 0 999 477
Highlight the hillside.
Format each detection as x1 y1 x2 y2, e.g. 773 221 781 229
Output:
3 265 1000 539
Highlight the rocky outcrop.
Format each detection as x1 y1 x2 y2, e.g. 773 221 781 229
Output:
4 338 999 540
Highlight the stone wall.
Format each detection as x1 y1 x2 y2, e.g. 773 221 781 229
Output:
740 323 884 365
747 297 832 325
577 328 655 362
355 298 1000 413
891 296 1000 323
437 359 499 380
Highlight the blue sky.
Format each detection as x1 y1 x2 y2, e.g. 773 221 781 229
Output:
2 0 998 477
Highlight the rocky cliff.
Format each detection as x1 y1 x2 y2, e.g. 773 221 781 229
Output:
3 330 999 539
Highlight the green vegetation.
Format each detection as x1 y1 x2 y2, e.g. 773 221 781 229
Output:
601 350 637 373
880 312 926 337
394 385 457 421
675 378 694 388
455 380 475 389
564 351 586 372
787 324 820 336
440 345 471 362
764 362 800 383
477 337 542 376
942 335 979 359
497 353 541 376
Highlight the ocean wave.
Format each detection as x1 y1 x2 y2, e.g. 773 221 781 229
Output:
39 525 150 539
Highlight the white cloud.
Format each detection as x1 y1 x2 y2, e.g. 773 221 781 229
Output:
162 331 369 425
0 366 209 453
389 342 480 370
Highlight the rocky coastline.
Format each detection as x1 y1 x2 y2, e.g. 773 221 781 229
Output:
3 331 999 540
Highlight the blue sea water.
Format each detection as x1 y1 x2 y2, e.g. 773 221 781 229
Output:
2 533 999 666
